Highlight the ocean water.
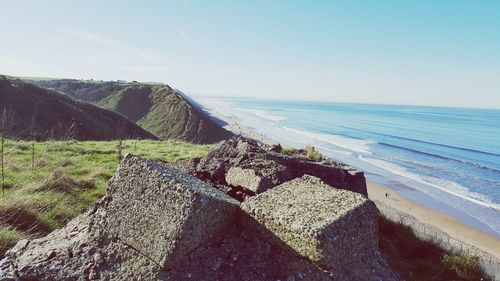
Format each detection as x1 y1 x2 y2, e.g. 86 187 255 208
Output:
199 97 500 237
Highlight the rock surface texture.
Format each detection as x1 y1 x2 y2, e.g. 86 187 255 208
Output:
172 136 368 201
94 154 239 269
0 141 399 281
225 166 268 193
241 176 378 269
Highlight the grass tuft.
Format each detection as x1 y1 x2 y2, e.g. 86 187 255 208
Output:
0 226 26 256
280 147 297 155
0 204 52 235
304 145 323 161
279 145 324 162
442 254 485 280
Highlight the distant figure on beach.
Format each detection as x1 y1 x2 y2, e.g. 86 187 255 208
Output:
385 193 388 198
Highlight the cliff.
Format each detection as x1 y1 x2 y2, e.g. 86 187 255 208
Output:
30 79 233 144
0 76 156 141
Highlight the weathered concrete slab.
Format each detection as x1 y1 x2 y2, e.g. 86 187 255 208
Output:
241 175 378 269
94 154 240 268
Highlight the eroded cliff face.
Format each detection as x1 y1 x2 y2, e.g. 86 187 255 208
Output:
0 139 398 281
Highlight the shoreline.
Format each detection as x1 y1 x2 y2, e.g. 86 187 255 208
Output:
368 181 500 259
202 103 500 268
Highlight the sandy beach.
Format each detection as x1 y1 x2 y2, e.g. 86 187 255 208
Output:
368 181 500 258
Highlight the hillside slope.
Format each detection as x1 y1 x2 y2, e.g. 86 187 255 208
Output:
32 79 232 144
0 76 156 140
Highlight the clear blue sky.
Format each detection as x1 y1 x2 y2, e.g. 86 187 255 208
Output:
1 0 499 108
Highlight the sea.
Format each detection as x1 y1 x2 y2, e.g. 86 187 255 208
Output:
198 97 500 237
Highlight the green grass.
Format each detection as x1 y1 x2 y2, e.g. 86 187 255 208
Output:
0 139 211 257
280 145 324 162
442 254 485 280
280 146 297 155
304 145 323 162
379 215 492 281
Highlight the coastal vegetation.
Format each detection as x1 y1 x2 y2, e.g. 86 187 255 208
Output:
0 75 156 141
281 145 324 162
28 78 233 144
1 75 232 144
304 145 324 161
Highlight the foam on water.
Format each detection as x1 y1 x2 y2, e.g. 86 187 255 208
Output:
359 156 499 210
281 126 375 154
236 108 287 122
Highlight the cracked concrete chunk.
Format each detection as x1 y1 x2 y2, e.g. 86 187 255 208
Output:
96 154 240 268
241 175 378 269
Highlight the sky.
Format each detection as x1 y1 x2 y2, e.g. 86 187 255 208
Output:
1 0 499 108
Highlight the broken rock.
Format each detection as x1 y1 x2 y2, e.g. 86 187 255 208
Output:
93 154 241 269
